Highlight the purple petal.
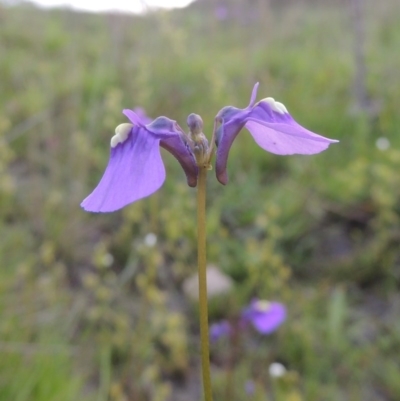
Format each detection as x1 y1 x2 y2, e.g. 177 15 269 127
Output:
124 111 178 138
214 6 228 20
245 380 255 396
214 84 258 185
245 101 338 155
160 135 198 187
209 320 232 342
248 82 259 108
81 126 165 212
215 114 248 185
132 107 152 125
144 115 198 186
123 109 145 126
242 300 286 335
245 119 336 155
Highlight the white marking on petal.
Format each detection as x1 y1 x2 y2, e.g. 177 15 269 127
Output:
263 97 276 108
116 123 133 141
254 300 271 312
110 123 133 148
274 101 288 114
258 97 288 114
110 135 120 147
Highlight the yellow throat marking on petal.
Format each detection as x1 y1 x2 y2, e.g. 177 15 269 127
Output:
110 123 133 148
254 300 271 312
260 97 288 114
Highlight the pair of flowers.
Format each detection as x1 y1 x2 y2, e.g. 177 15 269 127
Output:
210 299 286 341
81 83 337 212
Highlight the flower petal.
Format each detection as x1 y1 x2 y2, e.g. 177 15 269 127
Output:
132 107 152 125
123 109 145 126
160 135 198 187
144 115 198 186
215 117 246 185
242 300 286 335
248 82 259 108
209 320 232 342
214 84 259 185
125 108 197 186
81 126 165 212
245 118 337 155
250 303 286 334
245 100 338 155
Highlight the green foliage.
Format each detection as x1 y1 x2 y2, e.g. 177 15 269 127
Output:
1 0 400 400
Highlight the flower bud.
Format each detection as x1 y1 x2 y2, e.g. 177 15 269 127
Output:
187 113 209 167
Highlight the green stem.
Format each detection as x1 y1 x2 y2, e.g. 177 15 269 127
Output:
197 166 213 401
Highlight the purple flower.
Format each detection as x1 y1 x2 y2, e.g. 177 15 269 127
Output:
214 83 339 184
81 110 198 212
214 6 228 20
209 320 232 342
245 380 255 396
241 300 286 335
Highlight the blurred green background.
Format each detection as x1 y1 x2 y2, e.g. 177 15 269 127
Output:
1 0 400 400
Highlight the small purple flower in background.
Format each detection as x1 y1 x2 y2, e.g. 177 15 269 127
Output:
241 300 286 335
214 5 228 21
245 379 255 396
209 299 286 341
81 110 198 212
209 320 232 342
215 83 339 184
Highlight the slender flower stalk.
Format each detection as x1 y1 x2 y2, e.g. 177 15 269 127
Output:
197 165 213 401
188 113 214 401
